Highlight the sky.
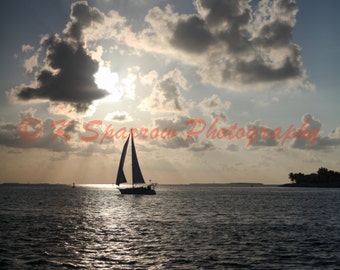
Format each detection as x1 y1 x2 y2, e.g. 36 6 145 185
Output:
1 0 339 185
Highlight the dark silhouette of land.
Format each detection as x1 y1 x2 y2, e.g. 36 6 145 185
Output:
282 167 340 187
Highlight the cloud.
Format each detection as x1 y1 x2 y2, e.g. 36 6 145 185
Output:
152 135 215 152
48 101 97 118
63 1 104 43
104 111 132 122
0 110 119 155
154 115 192 133
19 107 36 119
140 69 190 112
22 44 35 53
23 54 39 73
0 108 78 152
197 0 304 89
151 115 215 152
21 44 39 73
241 114 340 151
155 136 191 149
246 120 279 148
140 70 159 86
226 143 239 152
22 0 307 94
170 15 215 54
8 1 310 100
250 96 279 108
199 94 230 123
188 140 215 152
292 114 340 150
100 0 307 90
8 1 108 114
0 118 73 152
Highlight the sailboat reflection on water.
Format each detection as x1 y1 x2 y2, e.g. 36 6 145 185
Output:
115 130 157 195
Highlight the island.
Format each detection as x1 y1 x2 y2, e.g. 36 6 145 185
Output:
282 167 340 187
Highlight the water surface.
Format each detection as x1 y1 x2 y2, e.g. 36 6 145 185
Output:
1 184 339 269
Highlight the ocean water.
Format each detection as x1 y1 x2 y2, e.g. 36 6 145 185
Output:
0 184 340 269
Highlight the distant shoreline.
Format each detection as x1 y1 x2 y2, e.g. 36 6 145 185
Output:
0 183 68 186
189 182 266 187
280 183 340 188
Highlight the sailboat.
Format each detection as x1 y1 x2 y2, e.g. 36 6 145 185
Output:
115 130 157 195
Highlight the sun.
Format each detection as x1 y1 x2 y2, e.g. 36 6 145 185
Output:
94 66 122 102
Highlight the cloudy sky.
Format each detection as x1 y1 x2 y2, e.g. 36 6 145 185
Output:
1 0 339 184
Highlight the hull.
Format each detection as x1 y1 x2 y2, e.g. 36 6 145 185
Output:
118 186 156 195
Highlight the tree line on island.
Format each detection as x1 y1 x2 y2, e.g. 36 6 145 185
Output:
287 167 340 187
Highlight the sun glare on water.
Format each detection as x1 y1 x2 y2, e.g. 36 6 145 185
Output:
94 66 122 102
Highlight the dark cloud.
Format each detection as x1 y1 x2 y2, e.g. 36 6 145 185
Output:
196 0 251 28
170 16 215 54
64 1 104 43
198 0 251 54
235 54 302 83
105 111 132 122
9 1 107 113
276 0 298 15
217 28 250 54
112 114 128 122
253 21 293 48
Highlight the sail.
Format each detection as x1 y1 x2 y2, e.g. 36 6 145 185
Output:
115 134 130 185
131 133 145 184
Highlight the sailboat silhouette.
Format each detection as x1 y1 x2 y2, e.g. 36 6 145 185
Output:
115 130 157 195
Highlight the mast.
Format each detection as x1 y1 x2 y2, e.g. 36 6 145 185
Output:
131 130 145 185
115 134 130 186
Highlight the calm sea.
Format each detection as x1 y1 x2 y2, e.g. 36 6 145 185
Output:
0 184 339 269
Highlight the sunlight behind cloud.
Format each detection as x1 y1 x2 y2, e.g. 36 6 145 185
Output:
94 66 122 102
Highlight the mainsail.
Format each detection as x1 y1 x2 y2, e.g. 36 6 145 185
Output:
131 133 145 185
115 134 130 185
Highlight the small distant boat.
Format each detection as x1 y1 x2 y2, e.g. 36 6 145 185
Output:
115 130 157 195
